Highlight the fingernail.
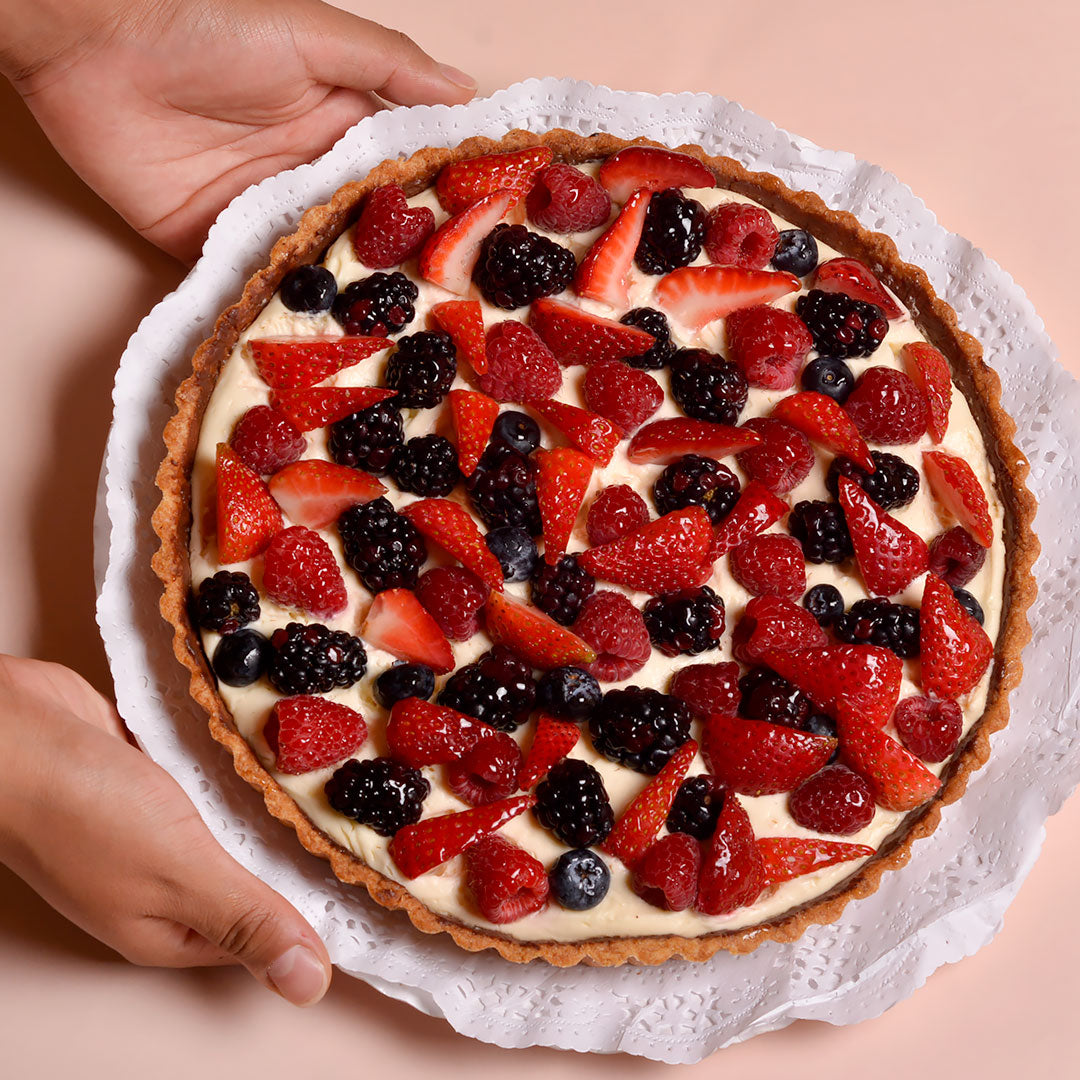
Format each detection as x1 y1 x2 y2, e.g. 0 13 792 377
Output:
267 945 329 1007
437 63 477 91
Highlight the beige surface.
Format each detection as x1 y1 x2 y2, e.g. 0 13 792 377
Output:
1 0 1076 1071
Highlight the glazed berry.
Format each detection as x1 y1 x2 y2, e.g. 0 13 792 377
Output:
446 732 523 805
526 164 612 233
328 399 404 476
472 223 576 310
619 307 676 370
800 356 855 403
582 360 664 433
669 348 748 425
479 321 562 404
414 566 489 641
572 590 651 683
537 666 602 722
738 666 812 728
263 525 348 619
338 497 428 593
893 695 963 761
844 367 927 445
331 271 418 336
725 305 813 390
280 264 337 314
632 832 702 911
729 533 807 601
788 764 874 836
492 410 541 454
533 758 615 847
325 757 429 836
804 712 839 751
795 289 888 359
669 662 740 719
704 202 780 269
634 188 707 274
484 526 539 583
375 662 436 708
212 628 268 687
384 331 457 409
266 622 367 696
586 484 650 546
531 555 596 626
437 644 536 732
466 442 542 536
803 583 845 626
352 184 435 269
388 434 460 497
826 451 920 511
653 454 741 525
643 586 726 657
589 687 692 774
194 570 260 634
788 500 854 564
666 775 725 842
834 597 921 659
735 417 814 495
231 405 306 475
928 526 987 588
548 848 611 911
771 228 819 276
953 587 985 625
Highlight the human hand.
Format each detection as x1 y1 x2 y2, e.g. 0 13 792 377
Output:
0 0 477 261
0 655 332 1006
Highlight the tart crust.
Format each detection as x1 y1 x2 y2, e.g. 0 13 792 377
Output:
151 129 1039 966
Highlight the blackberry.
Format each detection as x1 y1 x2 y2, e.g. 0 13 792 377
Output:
374 662 435 708
388 434 460 496
803 583 845 626
485 525 538 582
771 228 819 277
634 189 707 275
212 628 268 687
653 454 740 524
194 570 260 634
328 399 404 476
267 622 367 696
384 331 457 409
738 667 812 728
953 587 985 625
548 848 610 911
537 666 602 722
619 307 675 370
666 775 725 841
533 758 614 847
466 442 542 536
325 757 429 837
331 271 417 336
491 410 541 455
589 687 692 774
280 264 337 314
788 500 854 564
530 555 595 626
669 348 748 425
643 586 726 657
472 223 576 310
437 645 536 732
796 289 888 359
826 451 920 510
338 497 427 593
800 355 854 403
834 598 921 659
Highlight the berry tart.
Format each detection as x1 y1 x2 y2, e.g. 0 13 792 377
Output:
153 130 1037 966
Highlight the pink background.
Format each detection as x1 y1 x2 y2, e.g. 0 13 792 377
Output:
2 0 1076 1071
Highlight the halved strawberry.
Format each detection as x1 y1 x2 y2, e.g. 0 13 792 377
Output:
400 498 504 591
419 190 513 296
215 443 283 563
597 146 716 202
838 476 928 597
702 716 835 796
361 588 455 674
901 342 952 443
447 389 499 477
533 399 621 466
435 146 553 215
654 266 800 330
517 713 580 789
263 695 367 775
695 793 765 916
385 697 497 767
268 459 385 529
528 297 655 366
812 258 903 319
757 837 876 888
574 188 651 308
706 480 788 560
269 386 397 432
771 392 874 471
920 572 994 700
535 447 593 564
484 591 597 669
922 450 993 548
627 418 762 465
432 300 488 375
731 595 827 664
839 720 941 811
247 336 390 390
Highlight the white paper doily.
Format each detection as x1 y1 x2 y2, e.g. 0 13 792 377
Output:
95 79 1077 1063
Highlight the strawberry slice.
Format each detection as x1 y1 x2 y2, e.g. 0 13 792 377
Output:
361 588 455 674
757 837 876 888
839 720 941 811
707 480 788 560
772 391 874 472
838 476 929 596
247 336 390 390
901 342 952 443
528 297 655 366
215 443 283 563
399 498 504 591
432 300 488 375
517 713 580 789
654 265 800 331
535 447 593 564
702 716 836 796
731 595 827 664
484 591 597 669
533 399 621 466
922 450 993 548
920 572 994 700
268 459 385 529
812 257 903 319
447 388 499 477
385 697 498 767
597 146 716 202
627 418 762 465
263 695 367 775
696 793 765 916
419 190 513 296
603 740 698 867
269 386 397 432
435 146 553 215
388 795 536 879
575 188 651 308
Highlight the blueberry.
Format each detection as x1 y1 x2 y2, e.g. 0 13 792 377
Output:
801 356 855 403
492 410 541 455
771 228 819 276
952 587 985 625
375 662 435 708
537 666 601 721
549 848 610 911
803 713 840 762
803 583 845 626
280 265 337 314
485 526 538 583
212 629 269 687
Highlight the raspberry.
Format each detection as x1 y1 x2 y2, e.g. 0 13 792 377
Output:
738 666 813 728
525 163 612 233
465 834 549 924
619 308 676 370
928 526 987 587
338 497 427 593
788 763 875 835
643 586 726 657
332 271 418 336
586 485 650 546
446 731 524 805
725 305 813 390
729 533 807 600
787 500 854 564
589 687 692 774
534 758 614 847
669 348 748 425
635 189 707 275
231 406 306 475
479 321 562 404
796 289 888 359
531 555 595 626
834 597 921 659
414 566 489 641
583 360 663 433
194 570 260 634
653 454 741 525
325 757 429 836
263 526 347 618
264 696 366 775
731 595 826 664
632 832 701 910
893 695 963 761
735 417 814 495
704 202 780 269
666 775 726 841
669 662 740 719
572 589 651 682
826 451 920 510
352 184 435 269
844 367 927 444
437 645 536 733
472 223 576 310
